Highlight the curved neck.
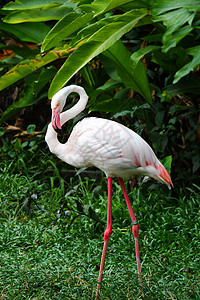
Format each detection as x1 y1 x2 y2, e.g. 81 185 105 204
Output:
45 85 88 157
60 85 88 126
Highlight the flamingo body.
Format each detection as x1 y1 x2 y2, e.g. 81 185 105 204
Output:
47 116 171 186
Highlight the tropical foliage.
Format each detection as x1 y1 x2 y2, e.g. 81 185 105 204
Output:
0 0 200 186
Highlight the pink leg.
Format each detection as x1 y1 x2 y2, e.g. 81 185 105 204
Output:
118 177 142 284
96 177 112 299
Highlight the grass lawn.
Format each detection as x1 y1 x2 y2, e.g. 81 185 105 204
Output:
0 142 199 299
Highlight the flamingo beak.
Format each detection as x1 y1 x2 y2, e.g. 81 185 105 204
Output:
158 163 174 189
52 105 63 135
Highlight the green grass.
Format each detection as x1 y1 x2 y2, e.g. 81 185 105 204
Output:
0 140 200 299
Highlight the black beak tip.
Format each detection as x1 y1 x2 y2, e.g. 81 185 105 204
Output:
55 127 64 136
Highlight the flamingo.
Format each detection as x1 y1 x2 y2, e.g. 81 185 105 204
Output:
45 85 173 298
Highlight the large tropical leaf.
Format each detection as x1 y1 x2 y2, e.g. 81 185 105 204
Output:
0 22 50 43
70 16 116 48
90 80 122 97
151 0 200 15
48 8 148 98
3 0 68 10
0 43 39 59
90 96 135 113
3 5 74 23
130 45 161 68
79 0 147 17
0 45 71 91
41 12 94 52
152 47 190 74
102 41 152 102
162 25 193 53
174 46 200 83
165 77 200 95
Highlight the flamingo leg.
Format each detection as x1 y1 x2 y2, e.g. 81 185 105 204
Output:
118 177 142 284
96 177 112 299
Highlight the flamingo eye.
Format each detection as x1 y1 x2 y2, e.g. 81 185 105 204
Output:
56 103 60 107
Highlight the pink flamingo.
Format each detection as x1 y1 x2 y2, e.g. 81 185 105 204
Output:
45 85 173 298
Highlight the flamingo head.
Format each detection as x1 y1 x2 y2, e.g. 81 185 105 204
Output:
51 103 63 135
51 91 65 135
144 162 173 189
153 162 173 189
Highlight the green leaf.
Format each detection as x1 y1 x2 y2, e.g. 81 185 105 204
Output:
91 80 122 97
130 45 161 68
42 12 93 52
48 9 148 98
169 105 190 114
153 5 196 52
3 0 68 10
142 33 162 43
152 47 190 74
160 155 172 175
90 96 135 113
174 46 200 83
3 5 74 23
100 54 122 82
0 43 39 59
0 127 5 136
32 66 57 95
160 90 172 103
0 22 50 43
155 111 165 126
151 0 200 15
70 15 115 48
154 7 195 28
84 79 122 108
102 40 152 102
79 0 146 17
27 124 36 134
0 45 70 92
162 25 193 53
165 77 200 95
